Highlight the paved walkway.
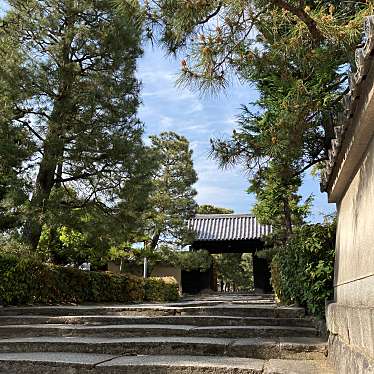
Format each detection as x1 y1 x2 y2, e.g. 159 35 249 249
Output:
0 293 334 373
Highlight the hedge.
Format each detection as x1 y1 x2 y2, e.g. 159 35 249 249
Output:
271 222 336 318
116 247 212 274
144 277 179 302
0 255 179 305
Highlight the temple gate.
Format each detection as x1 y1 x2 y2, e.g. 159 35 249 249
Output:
186 214 273 294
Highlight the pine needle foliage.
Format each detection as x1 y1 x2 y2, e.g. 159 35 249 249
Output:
0 0 154 249
145 132 198 249
116 0 372 234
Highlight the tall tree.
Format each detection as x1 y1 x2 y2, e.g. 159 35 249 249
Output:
0 27 35 233
37 159 157 265
145 132 198 250
119 0 372 231
0 0 149 249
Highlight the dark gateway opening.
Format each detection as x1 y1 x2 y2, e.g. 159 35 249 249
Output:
183 214 273 294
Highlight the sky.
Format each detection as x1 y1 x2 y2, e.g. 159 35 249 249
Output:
137 45 336 222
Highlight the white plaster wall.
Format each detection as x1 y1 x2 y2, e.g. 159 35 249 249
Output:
334 133 374 306
150 265 182 290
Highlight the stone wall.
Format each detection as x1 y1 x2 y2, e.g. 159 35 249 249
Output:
321 16 374 374
326 135 374 374
334 133 374 306
327 304 374 373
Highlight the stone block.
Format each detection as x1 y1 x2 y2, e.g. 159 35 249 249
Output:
263 359 334 374
346 306 363 349
327 303 374 360
97 355 265 374
359 307 374 358
329 335 374 374
326 303 338 335
279 337 327 361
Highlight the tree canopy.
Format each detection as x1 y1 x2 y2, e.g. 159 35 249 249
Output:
0 0 153 250
197 205 234 214
145 131 198 249
214 253 253 291
120 0 372 235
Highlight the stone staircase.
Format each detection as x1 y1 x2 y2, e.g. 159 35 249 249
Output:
0 294 334 373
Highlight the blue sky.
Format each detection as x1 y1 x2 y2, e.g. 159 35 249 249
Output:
138 45 336 222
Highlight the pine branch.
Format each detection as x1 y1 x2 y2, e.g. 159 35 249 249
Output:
269 0 324 43
293 157 327 178
196 3 222 25
14 118 45 143
56 161 112 183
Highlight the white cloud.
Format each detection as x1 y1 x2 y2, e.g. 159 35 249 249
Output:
196 184 254 213
137 44 333 220
190 139 210 149
224 116 237 126
183 123 211 134
139 70 176 85
142 82 204 115
159 115 175 129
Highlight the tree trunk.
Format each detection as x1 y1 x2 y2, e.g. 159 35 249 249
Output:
282 197 293 240
22 126 65 249
47 161 64 261
23 77 71 250
22 12 74 249
150 232 161 250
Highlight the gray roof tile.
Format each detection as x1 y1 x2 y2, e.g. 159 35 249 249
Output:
188 214 272 241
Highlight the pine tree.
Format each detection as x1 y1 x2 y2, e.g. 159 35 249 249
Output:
0 0 149 249
119 0 372 231
0 26 35 233
146 132 198 249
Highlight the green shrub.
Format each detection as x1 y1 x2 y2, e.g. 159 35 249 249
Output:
271 222 336 318
144 276 179 302
111 247 212 273
0 254 178 305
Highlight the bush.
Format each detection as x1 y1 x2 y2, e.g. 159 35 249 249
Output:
111 246 212 274
144 277 179 302
0 254 179 305
271 222 336 318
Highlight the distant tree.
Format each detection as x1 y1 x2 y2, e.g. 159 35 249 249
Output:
37 161 157 266
214 253 253 292
0 0 150 249
146 132 198 249
197 205 234 214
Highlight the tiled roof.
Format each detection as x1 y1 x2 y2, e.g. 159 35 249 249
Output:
321 16 374 192
188 214 272 241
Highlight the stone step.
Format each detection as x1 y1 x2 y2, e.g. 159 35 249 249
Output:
0 315 315 328
181 294 276 303
168 299 276 307
263 359 335 374
179 306 305 318
0 353 335 374
0 305 305 318
0 324 318 339
0 336 327 360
